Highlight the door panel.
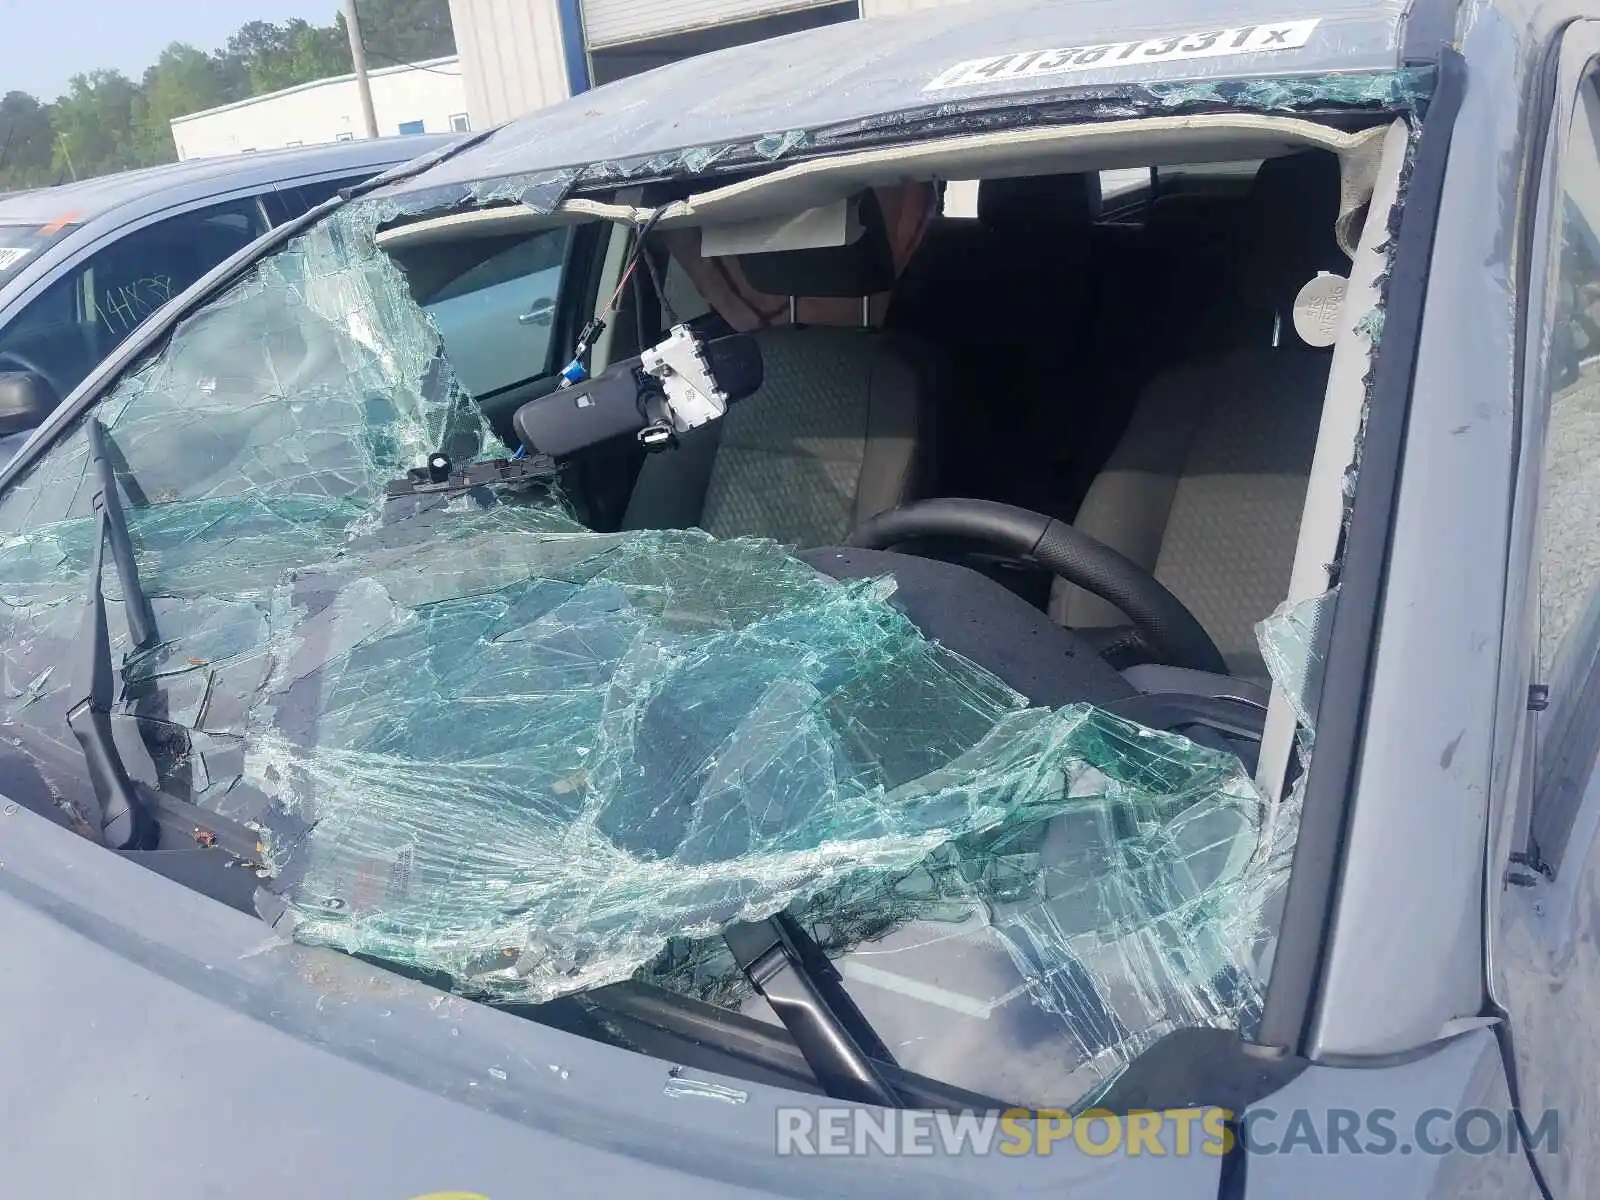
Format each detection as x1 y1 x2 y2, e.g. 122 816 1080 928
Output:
1493 22 1600 1196
415 228 571 402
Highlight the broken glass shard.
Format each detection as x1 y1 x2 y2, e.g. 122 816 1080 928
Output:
1257 586 1340 740
0 191 1291 1113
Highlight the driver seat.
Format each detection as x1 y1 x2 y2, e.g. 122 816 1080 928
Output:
622 195 940 547
1050 151 1349 679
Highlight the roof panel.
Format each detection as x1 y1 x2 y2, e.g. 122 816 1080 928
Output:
388 0 1409 193
0 135 457 226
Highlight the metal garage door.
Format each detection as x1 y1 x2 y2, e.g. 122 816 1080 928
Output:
582 0 845 48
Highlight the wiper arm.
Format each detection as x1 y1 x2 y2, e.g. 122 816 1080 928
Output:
86 418 157 644
64 420 262 859
725 913 900 1107
67 419 158 849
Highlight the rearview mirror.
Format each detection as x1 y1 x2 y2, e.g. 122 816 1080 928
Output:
0 371 58 438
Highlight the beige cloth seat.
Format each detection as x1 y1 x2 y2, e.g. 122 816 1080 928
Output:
624 193 940 546
1051 151 1349 679
1051 348 1331 678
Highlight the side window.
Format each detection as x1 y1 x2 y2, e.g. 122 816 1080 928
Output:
413 228 572 398
274 175 373 221
1531 69 1600 863
0 199 268 412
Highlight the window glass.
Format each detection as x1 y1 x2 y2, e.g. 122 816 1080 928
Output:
0 223 76 288
275 175 372 220
0 198 268 414
1537 76 1600 691
0 198 1290 1115
1530 70 1600 863
416 227 571 397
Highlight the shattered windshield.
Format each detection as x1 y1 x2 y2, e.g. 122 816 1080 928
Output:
0 195 1306 1110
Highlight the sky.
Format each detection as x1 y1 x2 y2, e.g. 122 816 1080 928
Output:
1 0 340 101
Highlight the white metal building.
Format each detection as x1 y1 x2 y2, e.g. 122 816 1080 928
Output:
170 57 471 160
447 0 973 130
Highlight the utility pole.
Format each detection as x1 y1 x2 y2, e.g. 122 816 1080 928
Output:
341 0 380 139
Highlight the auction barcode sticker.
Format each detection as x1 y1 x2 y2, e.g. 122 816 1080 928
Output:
926 19 1321 92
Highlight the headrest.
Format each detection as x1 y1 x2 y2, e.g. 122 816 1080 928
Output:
978 172 1102 233
737 191 896 298
1240 151 1348 312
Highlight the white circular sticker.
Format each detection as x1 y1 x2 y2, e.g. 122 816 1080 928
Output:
1292 272 1347 348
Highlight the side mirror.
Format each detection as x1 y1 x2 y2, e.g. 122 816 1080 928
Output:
0 371 58 438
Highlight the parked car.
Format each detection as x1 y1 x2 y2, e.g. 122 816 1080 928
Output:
0 0 1592 1195
0 135 456 458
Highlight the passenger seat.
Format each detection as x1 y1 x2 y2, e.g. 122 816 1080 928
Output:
623 193 943 547
1051 151 1349 679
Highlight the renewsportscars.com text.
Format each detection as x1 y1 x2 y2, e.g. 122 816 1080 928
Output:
775 1106 1560 1158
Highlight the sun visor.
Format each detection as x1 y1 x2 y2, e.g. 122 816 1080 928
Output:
700 196 862 258
734 191 896 299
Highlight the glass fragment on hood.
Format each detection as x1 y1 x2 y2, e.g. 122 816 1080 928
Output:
0 191 1287 1114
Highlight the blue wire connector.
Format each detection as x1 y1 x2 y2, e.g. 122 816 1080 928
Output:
558 317 606 389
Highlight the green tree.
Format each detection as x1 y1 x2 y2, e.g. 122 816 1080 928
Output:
52 70 143 179
133 43 231 166
287 19 353 83
0 91 57 190
357 0 457 66
225 19 350 94
21 2 461 183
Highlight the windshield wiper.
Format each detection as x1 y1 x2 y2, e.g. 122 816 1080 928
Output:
725 913 900 1107
67 419 257 860
67 419 159 849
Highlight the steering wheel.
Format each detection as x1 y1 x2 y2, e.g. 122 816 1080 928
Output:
847 498 1228 676
0 350 64 405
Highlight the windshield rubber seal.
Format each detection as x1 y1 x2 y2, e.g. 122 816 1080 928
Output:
1252 47 1467 1057
1400 0 1459 65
